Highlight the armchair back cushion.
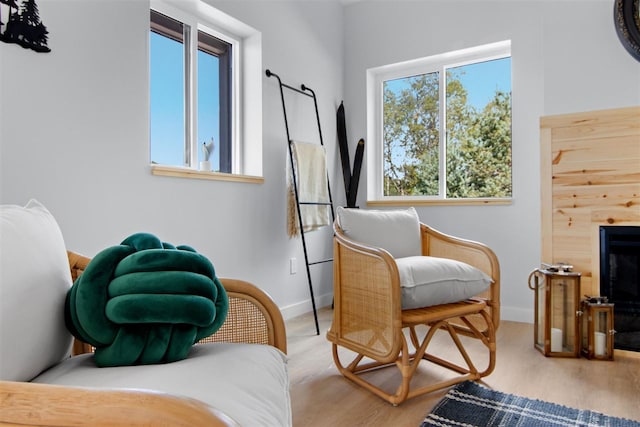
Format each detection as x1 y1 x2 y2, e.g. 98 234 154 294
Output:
0 200 73 381
336 207 421 258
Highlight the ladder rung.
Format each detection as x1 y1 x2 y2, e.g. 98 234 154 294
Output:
281 82 313 98
299 202 332 206
308 258 333 266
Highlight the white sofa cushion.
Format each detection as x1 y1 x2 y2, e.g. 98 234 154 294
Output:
0 200 73 381
33 342 292 427
396 256 492 309
336 207 421 258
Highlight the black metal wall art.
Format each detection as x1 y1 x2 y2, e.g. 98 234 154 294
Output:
614 0 640 62
0 0 50 53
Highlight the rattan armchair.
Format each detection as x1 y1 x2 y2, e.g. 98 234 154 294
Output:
327 209 500 405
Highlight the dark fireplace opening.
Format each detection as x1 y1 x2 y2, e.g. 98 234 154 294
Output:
600 226 640 352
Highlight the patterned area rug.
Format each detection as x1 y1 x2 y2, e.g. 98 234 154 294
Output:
421 381 640 427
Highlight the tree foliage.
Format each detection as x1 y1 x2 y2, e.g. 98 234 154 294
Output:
383 68 512 198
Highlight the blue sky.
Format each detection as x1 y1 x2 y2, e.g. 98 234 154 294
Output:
197 50 220 169
385 57 511 111
150 32 184 166
453 57 511 110
150 31 220 170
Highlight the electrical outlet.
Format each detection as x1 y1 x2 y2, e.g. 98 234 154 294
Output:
290 258 297 275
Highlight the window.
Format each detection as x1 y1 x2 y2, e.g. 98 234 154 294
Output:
150 9 232 172
149 0 263 180
367 41 512 203
198 32 232 172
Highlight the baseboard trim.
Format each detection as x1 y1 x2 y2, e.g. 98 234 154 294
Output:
501 306 533 324
280 292 333 321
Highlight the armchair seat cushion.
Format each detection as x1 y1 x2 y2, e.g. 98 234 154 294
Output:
396 256 492 309
32 342 291 427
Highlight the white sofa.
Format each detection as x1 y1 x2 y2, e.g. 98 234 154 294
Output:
0 200 291 426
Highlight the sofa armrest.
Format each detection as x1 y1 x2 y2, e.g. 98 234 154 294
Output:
0 380 237 427
67 250 90 282
200 278 287 354
67 251 287 355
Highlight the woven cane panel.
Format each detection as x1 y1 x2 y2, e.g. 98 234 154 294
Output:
198 296 269 345
428 239 493 301
339 250 394 356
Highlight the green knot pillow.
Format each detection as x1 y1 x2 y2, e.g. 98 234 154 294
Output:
65 233 228 367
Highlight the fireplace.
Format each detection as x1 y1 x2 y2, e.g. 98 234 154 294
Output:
599 226 640 352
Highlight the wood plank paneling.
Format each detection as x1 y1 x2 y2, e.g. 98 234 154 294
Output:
540 107 640 134
551 122 640 142
553 184 640 209
552 135 640 160
540 106 640 297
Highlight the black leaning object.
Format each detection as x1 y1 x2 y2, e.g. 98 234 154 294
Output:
337 102 365 208
337 102 351 201
347 139 365 208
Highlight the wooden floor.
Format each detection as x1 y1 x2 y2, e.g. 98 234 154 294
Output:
286 307 640 427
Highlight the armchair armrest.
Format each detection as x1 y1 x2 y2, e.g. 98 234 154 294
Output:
420 224 501 329
0 380 237 427
327 223 404 364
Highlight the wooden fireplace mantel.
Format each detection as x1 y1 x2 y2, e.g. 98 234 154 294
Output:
540 106 640 297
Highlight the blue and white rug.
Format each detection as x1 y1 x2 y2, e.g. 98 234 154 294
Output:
422 381 640 427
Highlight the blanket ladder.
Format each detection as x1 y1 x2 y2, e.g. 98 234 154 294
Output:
266 69 334 335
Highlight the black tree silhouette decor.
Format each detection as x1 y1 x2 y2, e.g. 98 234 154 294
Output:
0 0 50 53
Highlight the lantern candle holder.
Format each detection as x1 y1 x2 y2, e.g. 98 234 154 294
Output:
580 296 615 360
528 264 581 357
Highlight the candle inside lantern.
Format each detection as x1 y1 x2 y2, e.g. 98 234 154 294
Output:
594 331 606 356
551 327 563 352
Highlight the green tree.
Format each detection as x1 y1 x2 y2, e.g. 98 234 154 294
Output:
383 73 439 196
454 90 512 198
382 68 511 199
444 69 475 198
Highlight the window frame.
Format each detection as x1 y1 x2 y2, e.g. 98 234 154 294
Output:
366 40 512 205
149 0 263 183
196 26 234 173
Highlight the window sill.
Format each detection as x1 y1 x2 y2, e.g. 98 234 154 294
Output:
367 198 512 207
151 165 264 184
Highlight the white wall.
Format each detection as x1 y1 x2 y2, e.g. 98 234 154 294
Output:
0 0 344 320
2 0 638 325
343 0 640 322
